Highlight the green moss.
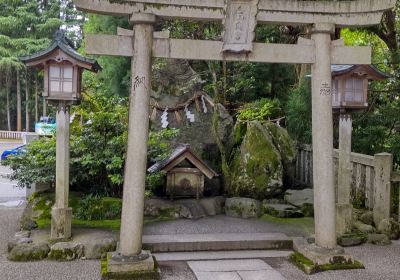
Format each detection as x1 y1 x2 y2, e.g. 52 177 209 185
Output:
229 122 283 199
48 248 80 261
290 252 364 275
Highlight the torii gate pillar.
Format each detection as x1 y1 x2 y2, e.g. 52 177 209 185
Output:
311 23 337 249
106 13 158 277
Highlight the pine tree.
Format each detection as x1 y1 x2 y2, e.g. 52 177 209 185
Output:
0 0 83 131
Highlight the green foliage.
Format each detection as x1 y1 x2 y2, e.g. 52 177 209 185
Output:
75 194 122 221
5 94 179 196
237 98 281 121
145 172 166 195
286 80 312 144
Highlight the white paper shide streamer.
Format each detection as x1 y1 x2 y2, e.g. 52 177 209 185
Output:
184 105 195 123
161 108 169 128
201 95 208 113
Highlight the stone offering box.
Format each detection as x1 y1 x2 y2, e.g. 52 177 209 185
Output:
148 144 218 200
331 65 388 112
21 31 100 104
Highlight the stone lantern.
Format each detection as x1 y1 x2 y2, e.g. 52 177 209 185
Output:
22 31 100 104
331 65 387 112
332 65 388 236
21 31 100 240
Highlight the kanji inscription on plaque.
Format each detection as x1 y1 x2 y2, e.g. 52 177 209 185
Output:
222 0 259 54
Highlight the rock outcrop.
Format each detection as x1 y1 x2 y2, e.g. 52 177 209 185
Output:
229 121 284 199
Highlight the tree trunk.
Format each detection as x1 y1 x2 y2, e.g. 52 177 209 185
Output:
16 69 22 132
6 77 11 131
35 73 38 124
25 70 30 132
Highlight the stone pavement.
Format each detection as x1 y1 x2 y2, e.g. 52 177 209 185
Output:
0 141 26 202
188 259 286 280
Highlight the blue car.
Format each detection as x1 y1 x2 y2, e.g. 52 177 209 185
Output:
1 145 26 162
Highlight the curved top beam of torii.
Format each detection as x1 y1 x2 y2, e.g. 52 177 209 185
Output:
74 0 395 27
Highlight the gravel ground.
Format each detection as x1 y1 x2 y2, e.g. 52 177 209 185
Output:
268 240 400 280
0 205 195 280
1 201 399 280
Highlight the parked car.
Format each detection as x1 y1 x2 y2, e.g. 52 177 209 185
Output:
1 145 26 162
35 116 56 136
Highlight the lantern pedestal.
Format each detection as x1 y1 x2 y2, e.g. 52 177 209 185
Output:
51 207 72 240
102 251 159 280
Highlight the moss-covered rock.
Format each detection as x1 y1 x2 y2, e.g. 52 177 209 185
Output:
377 218 400 240
264 122 296 186
367 233 391 245
225 197 262 218
229 121 283 199
337 232 367 247
84 238 117 260
8 242 50 262
48 242 83 261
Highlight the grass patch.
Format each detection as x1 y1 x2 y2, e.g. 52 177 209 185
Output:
260 214 315 235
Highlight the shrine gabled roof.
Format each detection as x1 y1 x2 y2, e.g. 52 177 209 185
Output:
20 31 101 72
331 65 388 80
147 144 218 179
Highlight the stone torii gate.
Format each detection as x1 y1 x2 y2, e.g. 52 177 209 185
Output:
73 0 395 277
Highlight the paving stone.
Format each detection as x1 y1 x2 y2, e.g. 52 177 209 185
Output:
238 270 286 280
154 250 292 261
187 259 272 272
195 272 241 280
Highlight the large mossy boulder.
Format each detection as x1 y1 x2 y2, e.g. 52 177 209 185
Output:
229 121 284 199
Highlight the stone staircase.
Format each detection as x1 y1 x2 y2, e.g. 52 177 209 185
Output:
143 232 293 253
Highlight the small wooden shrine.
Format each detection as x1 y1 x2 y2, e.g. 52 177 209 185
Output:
148 144 218 199
331 64 388 112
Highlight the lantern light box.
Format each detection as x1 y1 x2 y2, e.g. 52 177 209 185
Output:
21 31 101 103
331 65 388 112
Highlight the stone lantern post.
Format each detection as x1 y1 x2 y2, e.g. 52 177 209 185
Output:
21 31 101 240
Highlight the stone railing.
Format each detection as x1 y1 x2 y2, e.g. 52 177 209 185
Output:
296 145 397 222
0 131 24 140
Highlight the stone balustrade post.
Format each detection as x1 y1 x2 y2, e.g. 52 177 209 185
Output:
373 153 393 226
336 113 353 236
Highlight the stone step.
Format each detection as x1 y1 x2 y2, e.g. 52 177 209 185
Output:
154 249 293 261
143 233 293 253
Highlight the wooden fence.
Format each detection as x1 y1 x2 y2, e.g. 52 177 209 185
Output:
296 144 399 221
0 131 24 140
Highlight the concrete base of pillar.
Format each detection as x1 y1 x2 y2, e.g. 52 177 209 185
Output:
103 251 160 280
336 204 353 236
50 207 72 240
292 238 363 274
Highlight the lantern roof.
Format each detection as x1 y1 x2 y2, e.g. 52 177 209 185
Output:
20 31 101 72
331 64 388 80
148 144 218 179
